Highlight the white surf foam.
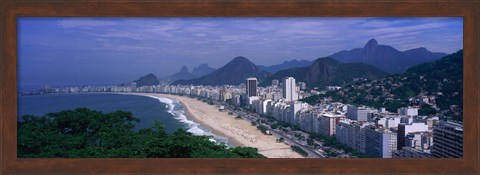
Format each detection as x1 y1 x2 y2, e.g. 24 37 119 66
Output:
141 94 229 145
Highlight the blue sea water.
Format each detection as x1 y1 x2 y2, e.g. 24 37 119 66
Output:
18 93 230 146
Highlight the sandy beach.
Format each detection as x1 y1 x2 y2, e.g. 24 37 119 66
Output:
129 93 303 158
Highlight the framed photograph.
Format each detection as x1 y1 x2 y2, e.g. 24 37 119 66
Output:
1 0 478 174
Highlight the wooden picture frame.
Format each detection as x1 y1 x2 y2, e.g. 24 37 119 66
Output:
1 0 478 174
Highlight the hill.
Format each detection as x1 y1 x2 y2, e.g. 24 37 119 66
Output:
258 59 312 73
172 56 271 86
133 73 159 87
329 39 447 73
261 57 387 88
192 63 216 77
303 50 463 121
160 66 196 84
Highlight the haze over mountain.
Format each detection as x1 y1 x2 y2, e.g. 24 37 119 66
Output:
133 73 159 87
192 64 216 77
172 56 271 86
159 66 196 83
258 59 312 73
262 57 387 88
328 39 447 73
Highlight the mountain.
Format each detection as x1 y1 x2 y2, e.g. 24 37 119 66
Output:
329 39 447 73
262 57 387 87
160 65 196 83
403 47 447 63
258 59 312 73
133 73 159 87
172 56 271 86
303 50 463 121
192 63 216 77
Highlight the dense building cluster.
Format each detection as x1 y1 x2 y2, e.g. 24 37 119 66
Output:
32 76 463 158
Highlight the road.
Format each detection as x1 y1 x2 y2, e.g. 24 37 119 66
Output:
221 104 325 158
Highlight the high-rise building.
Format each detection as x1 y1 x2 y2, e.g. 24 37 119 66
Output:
289 101 307 124
397 122 429 150
398 107 419 116
346 105 372 122
316 113 345 136
405 131 433 150
432 121 463 158
282 77 298 102
336 119 372 153
297 82 307 90
365 126 397 158
392 147 434 158
246 77 257 97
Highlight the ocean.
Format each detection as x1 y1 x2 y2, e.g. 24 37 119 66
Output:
18 93 230 146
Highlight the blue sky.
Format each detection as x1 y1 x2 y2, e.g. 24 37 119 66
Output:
18 17 462 89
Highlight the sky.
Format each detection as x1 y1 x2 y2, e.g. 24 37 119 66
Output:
18 17 463 90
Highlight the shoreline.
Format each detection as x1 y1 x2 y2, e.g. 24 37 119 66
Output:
121 92 243 147
177 100 244 147
129 92 303 158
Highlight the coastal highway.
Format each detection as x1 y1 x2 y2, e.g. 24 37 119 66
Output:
269 129 325 158
227 107 325 158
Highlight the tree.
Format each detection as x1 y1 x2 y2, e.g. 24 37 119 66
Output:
418 105 437 116
18 108 266 158
307 138 314 146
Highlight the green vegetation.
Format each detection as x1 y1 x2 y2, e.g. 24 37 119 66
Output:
270 124 278 129
18 108 266 158
251 121 257 126
309 133 369 158
261 57 387 88
256 125 268 134
302 50 463 121
291 145 308 157
307 138 314 146
418 104 437 116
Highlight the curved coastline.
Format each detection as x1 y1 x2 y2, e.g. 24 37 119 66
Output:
126 92 303 158
129 93 236 146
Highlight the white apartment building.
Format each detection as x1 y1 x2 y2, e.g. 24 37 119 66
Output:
282 77 298 102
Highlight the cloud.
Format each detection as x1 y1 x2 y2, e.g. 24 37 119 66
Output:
94 31 149 40
194 33 207 37
369 22 447 35
57 18 118 28
33 17 462 76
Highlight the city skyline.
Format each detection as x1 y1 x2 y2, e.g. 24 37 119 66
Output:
19 17 462 89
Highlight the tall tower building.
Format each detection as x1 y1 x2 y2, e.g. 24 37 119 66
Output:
246 77 258 97
432 121 463 158
365 126 397 158
282 77 298 101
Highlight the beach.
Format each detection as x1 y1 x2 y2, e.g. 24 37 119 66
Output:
129 93 303 158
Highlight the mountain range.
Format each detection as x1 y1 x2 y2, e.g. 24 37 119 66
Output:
159 64 216 84
192 63 216 77
328 39 447 73
160 66 196 83
172 56 271 86
134 39 448 88
258 59 312 73
261 57 388 87
303 50 463 121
